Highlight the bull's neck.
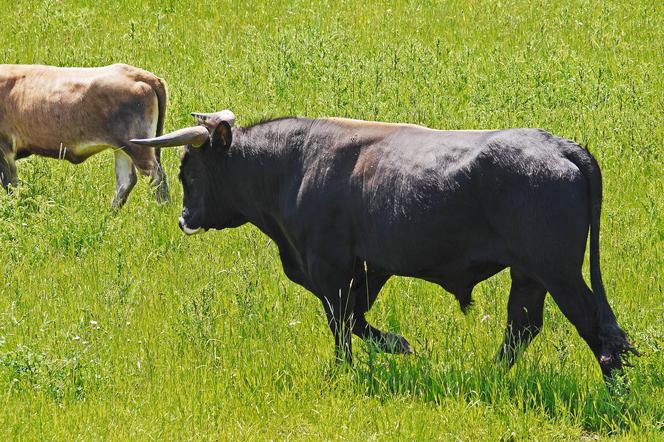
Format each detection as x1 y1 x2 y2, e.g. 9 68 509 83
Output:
223 118 313 229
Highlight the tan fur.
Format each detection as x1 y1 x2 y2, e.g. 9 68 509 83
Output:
325 117 496 134
326 117 426 130
320 118 496 151
0 63 170 206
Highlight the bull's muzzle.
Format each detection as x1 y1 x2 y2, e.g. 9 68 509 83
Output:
179 216 203 235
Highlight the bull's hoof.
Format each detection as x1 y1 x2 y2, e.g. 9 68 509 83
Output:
372 333 413 355
111 198 126 211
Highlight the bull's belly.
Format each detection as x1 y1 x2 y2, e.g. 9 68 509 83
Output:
362 242 508 296
357 233 509 280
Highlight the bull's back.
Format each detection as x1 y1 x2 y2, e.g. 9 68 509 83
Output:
292 122 497 273
342 127 583 275
354 130 490 270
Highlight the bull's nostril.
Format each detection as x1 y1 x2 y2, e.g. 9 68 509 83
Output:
178 216 185 231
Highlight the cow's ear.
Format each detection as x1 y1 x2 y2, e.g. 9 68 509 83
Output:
210 121 232 151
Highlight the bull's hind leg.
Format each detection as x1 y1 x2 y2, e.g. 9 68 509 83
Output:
111 150 137 209
546 277 624 379
351 271 412 354
497 268 547 367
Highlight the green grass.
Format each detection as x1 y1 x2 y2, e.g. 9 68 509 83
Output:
1 0 662 439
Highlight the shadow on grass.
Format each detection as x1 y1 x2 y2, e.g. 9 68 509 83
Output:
344 344 662 436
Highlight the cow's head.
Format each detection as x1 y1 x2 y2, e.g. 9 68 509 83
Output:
131 110 243 234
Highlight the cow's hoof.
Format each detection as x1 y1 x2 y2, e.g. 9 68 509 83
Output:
154 180 171 205
156 192 171 205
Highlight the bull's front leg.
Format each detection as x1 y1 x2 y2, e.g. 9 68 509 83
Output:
321 292 355 364
308 255 357 364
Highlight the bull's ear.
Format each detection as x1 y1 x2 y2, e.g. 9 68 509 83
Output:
210 121 232 151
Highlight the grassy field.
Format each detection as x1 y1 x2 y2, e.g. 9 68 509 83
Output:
1 0 662 439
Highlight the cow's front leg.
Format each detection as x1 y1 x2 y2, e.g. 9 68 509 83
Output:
111 150 137 209
0 152 18 191
320 293 355 364
124 143 170 205
353 317 413 354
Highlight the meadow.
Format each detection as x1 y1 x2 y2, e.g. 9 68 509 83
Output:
0 0 662 439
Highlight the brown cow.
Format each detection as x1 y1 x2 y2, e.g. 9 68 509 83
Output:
0 63 169 208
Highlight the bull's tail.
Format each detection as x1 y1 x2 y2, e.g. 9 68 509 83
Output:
564 145 638 367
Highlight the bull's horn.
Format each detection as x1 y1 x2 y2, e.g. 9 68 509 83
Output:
191 109 235 127
130 126 210 148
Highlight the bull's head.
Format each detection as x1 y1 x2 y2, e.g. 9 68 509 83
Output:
131 110 241 234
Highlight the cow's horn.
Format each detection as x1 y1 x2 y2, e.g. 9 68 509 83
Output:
130 126 210 148
191 109 235 127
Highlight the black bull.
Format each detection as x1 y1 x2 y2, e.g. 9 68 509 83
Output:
133 114 636 380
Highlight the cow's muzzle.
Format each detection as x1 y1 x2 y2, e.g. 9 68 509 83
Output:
179 216 203 235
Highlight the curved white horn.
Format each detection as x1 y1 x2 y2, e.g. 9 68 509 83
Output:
130 126 210 148
191 109 235 127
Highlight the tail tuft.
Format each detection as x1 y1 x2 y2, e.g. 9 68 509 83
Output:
599 324 639 368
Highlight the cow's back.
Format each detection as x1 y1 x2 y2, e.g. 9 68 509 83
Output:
0 64 159 158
